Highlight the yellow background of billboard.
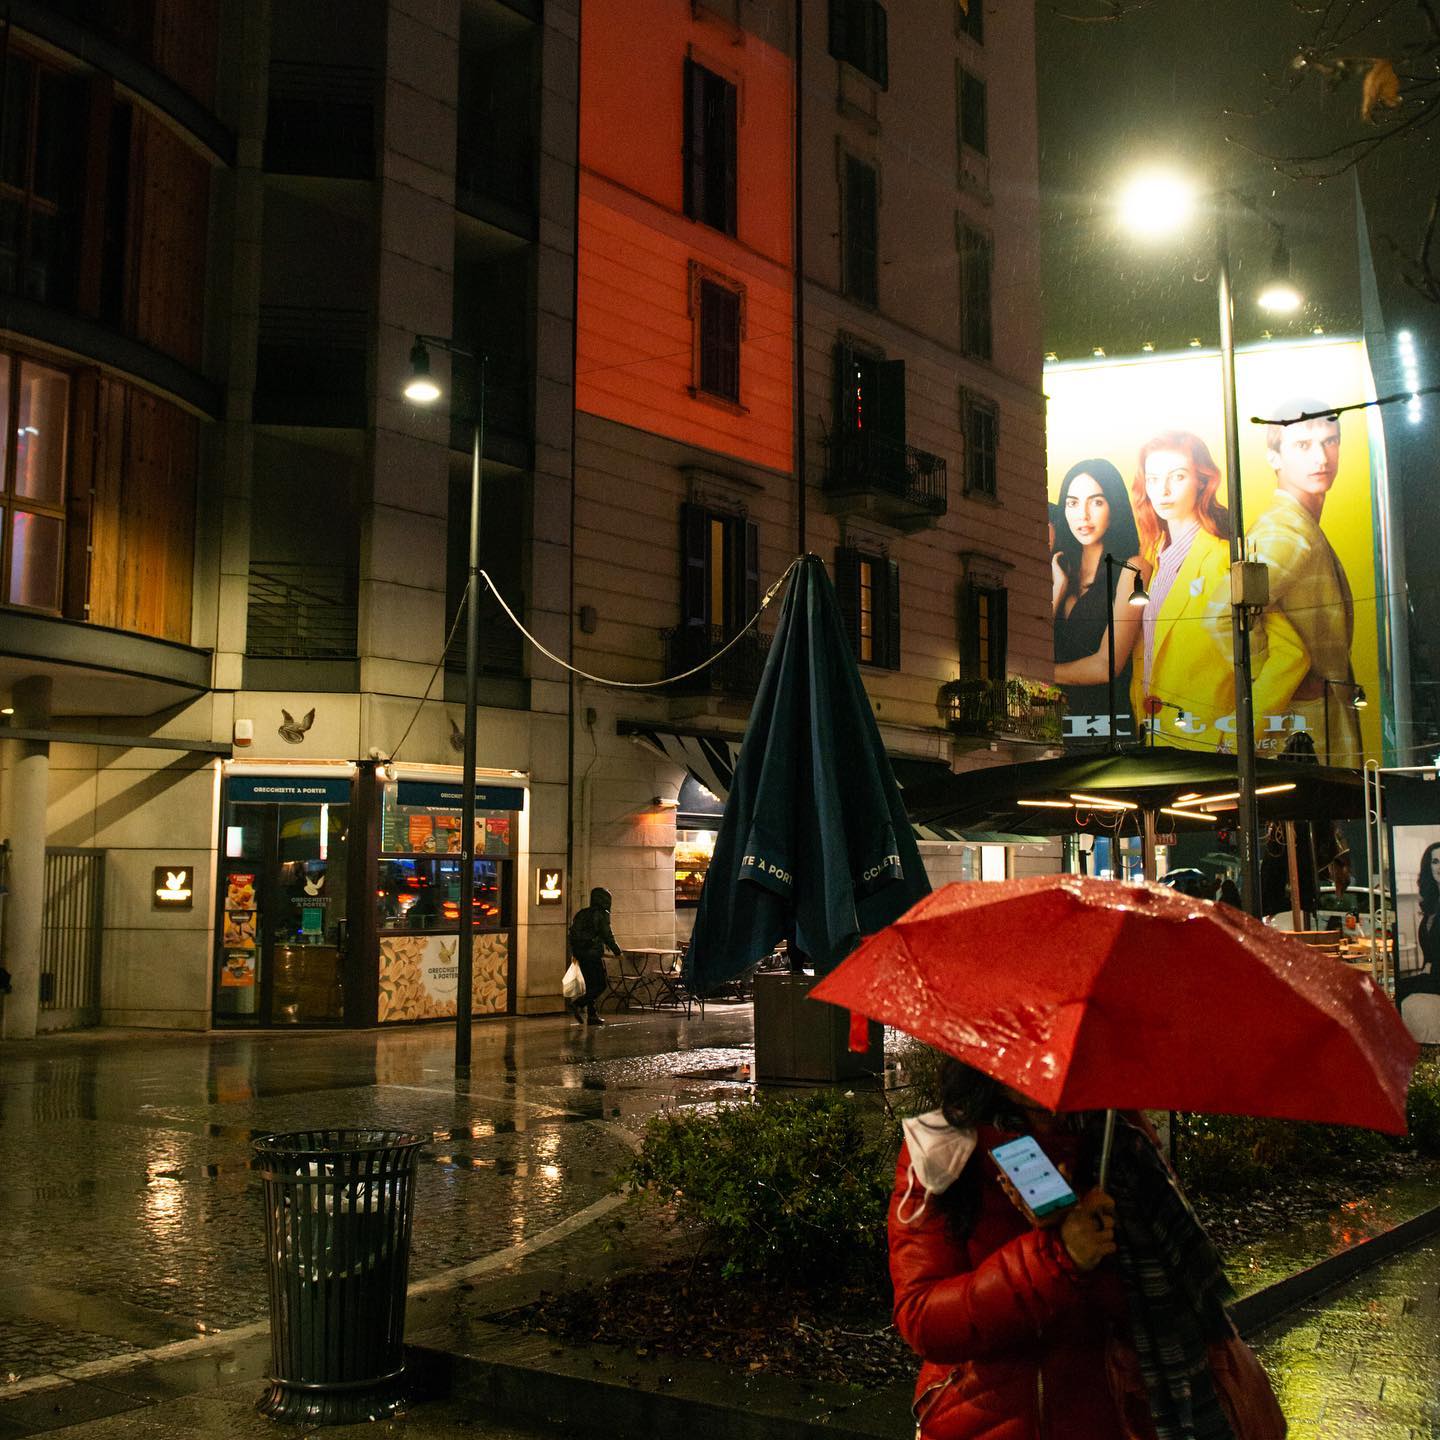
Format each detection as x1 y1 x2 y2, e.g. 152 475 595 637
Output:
1044 338 1381 758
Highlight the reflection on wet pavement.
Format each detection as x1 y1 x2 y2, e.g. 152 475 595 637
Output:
0 1009 757 1385
1254 1240 1440 1438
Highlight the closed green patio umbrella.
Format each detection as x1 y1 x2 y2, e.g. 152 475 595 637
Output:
684 555 930 995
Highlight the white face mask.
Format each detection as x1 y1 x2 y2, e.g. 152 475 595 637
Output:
897 1110 977 1224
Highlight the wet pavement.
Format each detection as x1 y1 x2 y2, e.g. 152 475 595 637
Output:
1254 1238 1440 1439
0 1007 758 1394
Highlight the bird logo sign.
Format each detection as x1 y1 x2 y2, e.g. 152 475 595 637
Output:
279 708 316 745
153 867 194 909
535 867 565 905
303 873 325 897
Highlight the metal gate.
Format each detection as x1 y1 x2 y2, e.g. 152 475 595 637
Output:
40 848 104 1031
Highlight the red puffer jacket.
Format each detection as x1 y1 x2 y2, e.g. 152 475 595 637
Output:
889 1124 1155 1440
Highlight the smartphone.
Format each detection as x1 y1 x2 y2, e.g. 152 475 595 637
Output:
990 1135 1078 1222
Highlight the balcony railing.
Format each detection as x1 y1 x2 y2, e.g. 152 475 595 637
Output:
247 562 358 659
265 62 377 179
664 625 771 698
940 676 1066 744
825 430 948 520
443 589 526 678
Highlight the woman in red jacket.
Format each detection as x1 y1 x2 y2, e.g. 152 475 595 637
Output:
889 1060 1256 1440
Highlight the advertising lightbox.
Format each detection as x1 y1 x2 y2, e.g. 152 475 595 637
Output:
1045 338 1387 763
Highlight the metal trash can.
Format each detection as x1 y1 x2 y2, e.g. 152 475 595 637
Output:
253 1129 425 1424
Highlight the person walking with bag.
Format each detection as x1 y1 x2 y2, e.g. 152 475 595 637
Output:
567 887 623 1025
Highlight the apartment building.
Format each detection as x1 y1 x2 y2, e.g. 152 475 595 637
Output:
0 0 1053 1036
574 0 1059 949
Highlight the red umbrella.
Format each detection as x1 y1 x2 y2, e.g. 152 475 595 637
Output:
809 875 1417 1135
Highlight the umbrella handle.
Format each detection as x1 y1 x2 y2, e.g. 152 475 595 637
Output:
1097 1109 1117 1191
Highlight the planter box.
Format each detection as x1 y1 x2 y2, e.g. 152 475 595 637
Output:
752 972 883 1085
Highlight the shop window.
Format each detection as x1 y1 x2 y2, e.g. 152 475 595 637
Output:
828 0 888 89
683 58 737 235
960 224 993 360
675 829 716 908
957 67 987 157
680 500 758 638
957 0 984 44
963 390 999 498
961 580 1007 681
1 355 71 613
0 50 86 307
835 547 901 670
842 155 878 308
691 266 743 405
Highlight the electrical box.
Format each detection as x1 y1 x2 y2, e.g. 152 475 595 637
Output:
1230 560 1270 609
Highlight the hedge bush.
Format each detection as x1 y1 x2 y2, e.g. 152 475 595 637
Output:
621 1092 895 1286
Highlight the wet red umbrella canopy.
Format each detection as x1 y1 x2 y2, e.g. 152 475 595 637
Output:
809 875 1417 1134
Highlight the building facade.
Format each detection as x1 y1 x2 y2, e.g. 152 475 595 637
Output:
0 0 1054 1037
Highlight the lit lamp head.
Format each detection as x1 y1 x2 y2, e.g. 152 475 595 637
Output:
1257 235 1303 315
403 339 441 404
1128 574 1150 608
1353 685 1368 710
1117 167 1198 240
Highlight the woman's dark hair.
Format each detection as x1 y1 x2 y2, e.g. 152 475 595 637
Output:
1054 459 1141 593
1419 842 1440 915
932 1058 1002 1240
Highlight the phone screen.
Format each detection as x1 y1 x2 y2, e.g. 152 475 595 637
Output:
990 1136 1078 1219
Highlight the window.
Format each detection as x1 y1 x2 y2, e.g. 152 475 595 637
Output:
828 0 888 88
683 58 737 235
0 51 85 307
957 0 984 44
963 391 999 498
697 278 741 402
843 156 878 308
958 68 987 157
961 581 1006 681
836 547 900 669
836 343 905 449
681 501 758 638
1 355 70 613
960 224 993 360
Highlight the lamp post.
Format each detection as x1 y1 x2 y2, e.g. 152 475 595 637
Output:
1321 678 1368 764
1117 170 1304 918
1103 552 1149 752
404 334 485 1078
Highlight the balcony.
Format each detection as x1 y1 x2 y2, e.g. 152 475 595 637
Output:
246 563 359 660
443 590 526 680
265 62 376 179
824 431 948 530
940 676 1065 746
664 625 771 699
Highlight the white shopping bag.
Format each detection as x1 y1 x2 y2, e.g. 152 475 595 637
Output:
562 960 585 1001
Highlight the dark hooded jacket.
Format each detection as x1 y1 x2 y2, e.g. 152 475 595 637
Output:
569 887 621 965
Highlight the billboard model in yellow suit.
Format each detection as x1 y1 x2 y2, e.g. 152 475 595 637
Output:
1128 431 1305 745
1205 401 1362 766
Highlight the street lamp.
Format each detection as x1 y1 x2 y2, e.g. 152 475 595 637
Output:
404 334 486 1078
1103 552 1149 752
1116 167 1304 917
1321 678 1368 764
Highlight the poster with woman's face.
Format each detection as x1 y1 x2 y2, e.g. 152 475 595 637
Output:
1045 339 1384 761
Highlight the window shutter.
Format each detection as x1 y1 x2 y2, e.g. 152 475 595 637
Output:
681 502 709 627
741 517 760 623
959 582 980 678
828 0 848 61
874 3 889 88
989 586 1009 679
834 547 861 655
834 341 860 435
844 157 878 306
683 59 705 222
873 358 906 445
721 81 738 235
885 558 901 670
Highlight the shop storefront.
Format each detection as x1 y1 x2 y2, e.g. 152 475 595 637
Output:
213 763 525 1028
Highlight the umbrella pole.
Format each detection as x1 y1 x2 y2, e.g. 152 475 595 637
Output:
1097 1109 1117 1190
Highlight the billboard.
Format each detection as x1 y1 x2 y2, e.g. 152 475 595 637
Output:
1045 338 1386 763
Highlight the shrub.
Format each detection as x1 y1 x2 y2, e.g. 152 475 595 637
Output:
620 1092 895 1286
1407 1052 1440 1154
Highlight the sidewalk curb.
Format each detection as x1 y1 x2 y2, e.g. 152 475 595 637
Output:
1231 1197 1440 1335
414 1201 1440 1440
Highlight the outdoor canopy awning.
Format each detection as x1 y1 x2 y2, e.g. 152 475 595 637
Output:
619 723 1044 844
902 745 1435 836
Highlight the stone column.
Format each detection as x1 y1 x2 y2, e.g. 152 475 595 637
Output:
2 675 52 1039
